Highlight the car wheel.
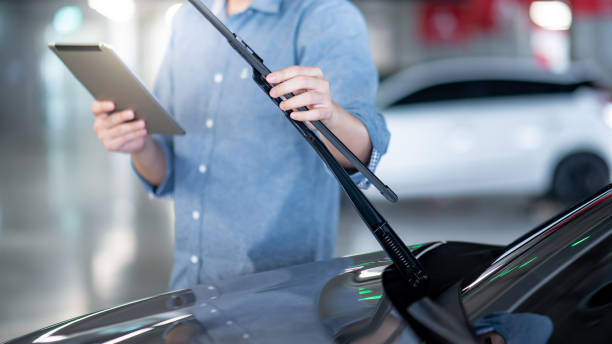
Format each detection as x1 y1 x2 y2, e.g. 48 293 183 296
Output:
552 153 610 205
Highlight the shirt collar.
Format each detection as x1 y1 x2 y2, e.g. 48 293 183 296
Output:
249 0 281 14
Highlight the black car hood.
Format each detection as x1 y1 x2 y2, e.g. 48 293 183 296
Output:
7 250 429 344
7 186 612 344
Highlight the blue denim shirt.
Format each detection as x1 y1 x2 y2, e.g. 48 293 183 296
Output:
136 0 390 290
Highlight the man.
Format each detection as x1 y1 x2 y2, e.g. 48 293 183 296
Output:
91 0 390 290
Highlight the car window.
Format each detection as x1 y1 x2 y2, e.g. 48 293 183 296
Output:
390 80 594 106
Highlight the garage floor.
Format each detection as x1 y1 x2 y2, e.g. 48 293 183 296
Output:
0 121 564 340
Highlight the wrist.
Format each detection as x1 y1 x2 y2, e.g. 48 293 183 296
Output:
321 102 343 129
131 135 154 158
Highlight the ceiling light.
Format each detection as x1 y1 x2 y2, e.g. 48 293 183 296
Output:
530 1 572 31
88 0 135 22
53 6 83 34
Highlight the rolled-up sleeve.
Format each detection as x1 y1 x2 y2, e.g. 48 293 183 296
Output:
131 25 177 198
295 0 390 188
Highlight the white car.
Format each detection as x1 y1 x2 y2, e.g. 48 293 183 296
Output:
368 58 612 203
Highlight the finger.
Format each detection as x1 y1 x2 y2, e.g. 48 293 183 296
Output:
92 101 115 116
279 91 325 111
289 109 325 122
93 113 109 133
266 66 324 84
269 76 329 98
106 130 146 152
104 129 147 152
102 120 146 141
98 110 135 130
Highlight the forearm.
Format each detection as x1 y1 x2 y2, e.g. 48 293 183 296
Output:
321 103 372 168
131 136 167 186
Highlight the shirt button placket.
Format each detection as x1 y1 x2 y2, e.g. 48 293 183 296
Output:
192 71 221 281
208 72 222 130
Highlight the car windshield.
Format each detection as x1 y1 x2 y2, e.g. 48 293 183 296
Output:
461 185 612 320
388 79 594 107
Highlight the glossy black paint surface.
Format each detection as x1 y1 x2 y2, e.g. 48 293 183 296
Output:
461 186 612 343
5 186 612 343
5 250 427 343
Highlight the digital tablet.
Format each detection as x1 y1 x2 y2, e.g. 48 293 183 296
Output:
49 42 185 135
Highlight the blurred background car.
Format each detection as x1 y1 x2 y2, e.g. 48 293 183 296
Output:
368 58 612 204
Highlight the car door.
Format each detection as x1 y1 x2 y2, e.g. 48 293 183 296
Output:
377 79 581 198
452 79 587 195
379 80 523 197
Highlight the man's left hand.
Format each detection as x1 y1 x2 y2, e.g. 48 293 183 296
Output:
266 66 339 127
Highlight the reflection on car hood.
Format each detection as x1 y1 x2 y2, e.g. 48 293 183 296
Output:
7 187 612 343
7 250 430 344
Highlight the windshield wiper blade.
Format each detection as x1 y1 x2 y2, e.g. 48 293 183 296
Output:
187 0 427 292
187 0 396 203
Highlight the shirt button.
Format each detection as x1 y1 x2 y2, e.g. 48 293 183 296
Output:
199 164 207 174
214 73 223 84
190 255 199 264
206 119 214 129
192 211 200 220
240 68 249 80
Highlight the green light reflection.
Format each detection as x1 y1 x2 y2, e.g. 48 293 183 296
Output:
358 295 382 301
358 290 373 295
518 257 537 269
490 266 517 282
489 256 538 282
571 235 591 247
348 258 392 269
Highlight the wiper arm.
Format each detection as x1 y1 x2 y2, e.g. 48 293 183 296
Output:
187 0 427 292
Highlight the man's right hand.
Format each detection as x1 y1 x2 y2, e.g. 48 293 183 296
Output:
91 100 167 186
92 101 148 153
